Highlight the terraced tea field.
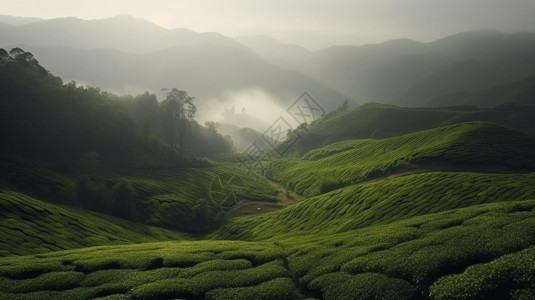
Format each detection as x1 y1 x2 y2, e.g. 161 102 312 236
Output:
217 171 535 240
0 190 186 257
1 200 535 299
3 121 535 299
269 122 535 196
288 103 535 153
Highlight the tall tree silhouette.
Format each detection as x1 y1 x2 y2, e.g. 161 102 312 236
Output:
161 88 196 154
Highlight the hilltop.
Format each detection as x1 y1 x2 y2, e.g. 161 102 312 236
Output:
285 103 535 154
270 121 535 197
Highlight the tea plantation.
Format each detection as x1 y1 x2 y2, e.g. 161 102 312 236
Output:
0 190 187 257
2 121 535 299
268 122 535 197
1 200 535 299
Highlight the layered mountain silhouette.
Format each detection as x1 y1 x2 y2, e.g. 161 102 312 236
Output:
285 30 535 106
1 15 534 109
0 15 347 110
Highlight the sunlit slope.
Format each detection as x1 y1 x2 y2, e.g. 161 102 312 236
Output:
217 171 535 240
288 103 535 154
1 200 535 299
0 190 185 257
269 121 535 197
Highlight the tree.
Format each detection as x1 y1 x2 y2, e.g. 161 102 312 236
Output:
205 121 217 132
337 99 349 112
160 88 197 154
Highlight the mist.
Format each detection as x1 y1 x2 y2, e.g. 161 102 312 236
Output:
2 0 535 50
198 88 288 129
3 2 535 299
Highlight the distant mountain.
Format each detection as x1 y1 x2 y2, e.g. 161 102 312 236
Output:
220 108 269 132
282 30 535 107
3 15 534 109
215 123 271 151
0 14 42 26
0 15 347 109
235 35 311 68
428 73 535 107
0 15 244 53
19 45 345 109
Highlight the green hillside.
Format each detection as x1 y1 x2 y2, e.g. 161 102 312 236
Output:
3 46 535 300
270 122 535 197
217 171 535 240
2 161 278 233
0 190 186 257
285 103 535 154
2 118 535 299
1 200 535 299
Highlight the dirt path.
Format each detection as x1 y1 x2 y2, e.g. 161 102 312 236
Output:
227 201 282 218
227 179 304 217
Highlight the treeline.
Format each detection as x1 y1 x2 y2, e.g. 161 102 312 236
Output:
0 48 233 168
118 90 233 157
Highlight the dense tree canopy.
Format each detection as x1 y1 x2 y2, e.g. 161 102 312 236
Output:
120 90 233 156
0 48 233 167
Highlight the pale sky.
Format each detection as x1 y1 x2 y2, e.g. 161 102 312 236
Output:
2 0 535 49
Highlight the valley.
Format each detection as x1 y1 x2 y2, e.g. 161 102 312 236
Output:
2 9 535 299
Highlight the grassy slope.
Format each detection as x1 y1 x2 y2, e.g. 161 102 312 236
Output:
2 162 279 232
269 122 535 197
217 171 535 240
2 120 535 298
0 162 279 257
114 163 278 230
1 200 535 299
0 190 186 257
287 103 535 154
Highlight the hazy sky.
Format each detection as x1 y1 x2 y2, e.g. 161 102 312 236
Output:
2 0 535 49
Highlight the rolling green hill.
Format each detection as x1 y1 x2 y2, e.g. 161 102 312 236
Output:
2 111 535 299
0 190 186 257
0 160 278 257
2 161 278 233
270 121 535 197
3 26 535 300
217 171 535 240
285 103 535 154
1 200 535 299
2 121 535 298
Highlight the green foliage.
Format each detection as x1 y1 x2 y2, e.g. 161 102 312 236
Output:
0 190 185 257
0 240 290 299
308 272 415 300
160 88 196 153
120 90 234 156
218 171 535 240
269 122 535 196
79 151 101 172
429 246 535 299
290 102 535 154
2 160 278 234
3 48 535 300
129 260 288 299
0 47 230 167
205 277 294 300
1 201 535 299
